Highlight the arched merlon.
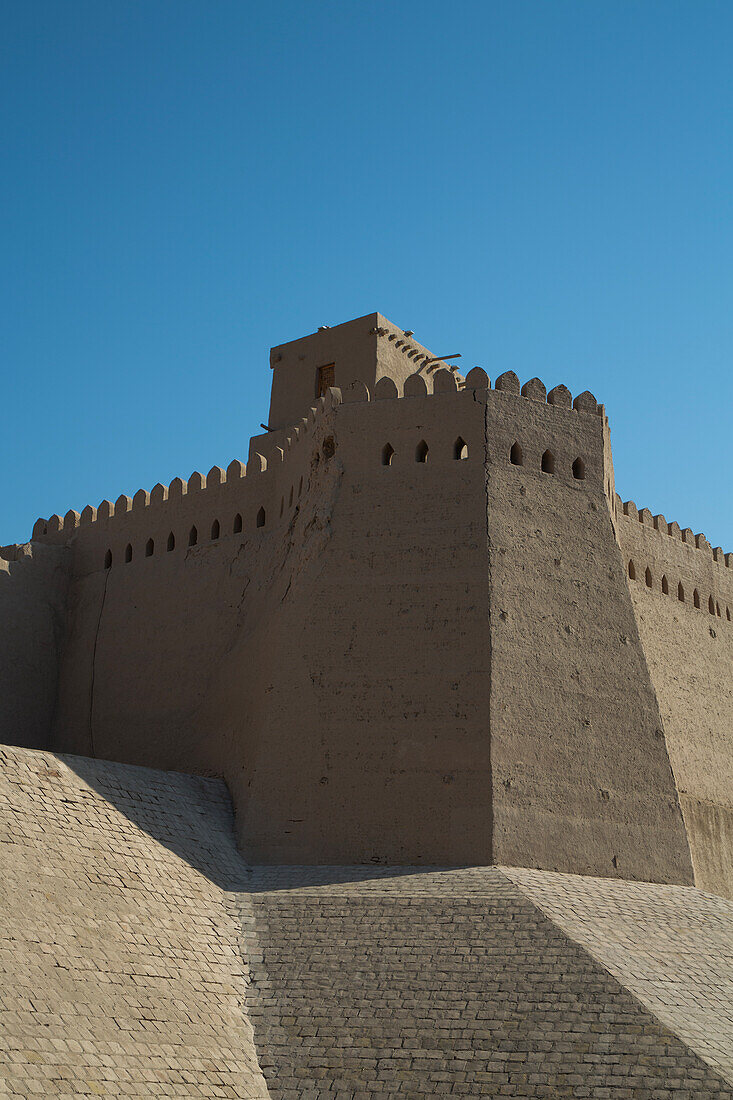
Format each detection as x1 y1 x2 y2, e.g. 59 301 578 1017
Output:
32 388 343 549
619 498 730 572
30 372 604 552
617 508 733 627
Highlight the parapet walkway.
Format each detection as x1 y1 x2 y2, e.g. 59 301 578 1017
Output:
2 744 733 1097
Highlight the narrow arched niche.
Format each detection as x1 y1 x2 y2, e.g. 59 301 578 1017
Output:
382 443 394 466
189 526 198 547
628 560 636 581
415 440 428 463
211 519 220 540
145 538 154 557
233 513 242 534
661 575 669 595
167 532 175 552
727 606 731 621
709 595 715 615
125 543 133 564
279 497 284 517
645 567 653 588
104 549 112 569
678 582 685 602
256 506 266 528
541 450 555 474
694 589 701 609
289 486 294 507
454 437 468 460
510 442 523 466
298 476 303 497
572 457 586 480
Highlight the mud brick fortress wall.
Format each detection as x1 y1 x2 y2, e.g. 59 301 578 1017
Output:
1 312 731 896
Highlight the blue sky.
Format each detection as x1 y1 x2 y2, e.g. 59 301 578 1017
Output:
2 1 732 548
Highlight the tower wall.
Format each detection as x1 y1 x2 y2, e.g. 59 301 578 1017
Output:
616 506 733 897
45 385 494 864
483 385 693 884
0 541 69 749
267 312 440 431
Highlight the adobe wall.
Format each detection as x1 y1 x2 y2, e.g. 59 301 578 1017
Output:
0 743 270 1098
43 383 494 864
483 377 693 885
616 505 733 898
267 312 456 430
22 369 697 881
0 541 69 750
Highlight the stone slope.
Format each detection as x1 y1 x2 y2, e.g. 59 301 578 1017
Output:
3 744 733 1098
505 866 733 1086
0 744 269 1099
237 866 733 1098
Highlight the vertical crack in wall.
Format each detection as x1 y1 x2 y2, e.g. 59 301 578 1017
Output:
88 568 110 758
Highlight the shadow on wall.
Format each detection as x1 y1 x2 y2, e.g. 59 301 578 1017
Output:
57 750 457 892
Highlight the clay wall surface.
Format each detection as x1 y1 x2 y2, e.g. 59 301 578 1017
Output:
237 865 733 1097
484 384 694 885
20 371 701 879
0 542 69 750
0 743 270 1098
268 313 380 430
617 507 733 897
45 384 493 864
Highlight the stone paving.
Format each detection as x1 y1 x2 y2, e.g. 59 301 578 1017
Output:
3 744 733 1098
0 744 269 1098
505 865 733 1087
237 866 733 1098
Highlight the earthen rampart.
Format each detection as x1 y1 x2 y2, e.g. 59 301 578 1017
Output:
1 314 730 893
615 500 733 898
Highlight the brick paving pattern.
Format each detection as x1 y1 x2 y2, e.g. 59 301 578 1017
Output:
3 745 733 1098
238 866 733 1098
0 745 270 1098
505 865 733 1087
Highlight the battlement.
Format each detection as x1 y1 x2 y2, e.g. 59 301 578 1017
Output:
619 498 731 566
29 361 606 557
615 496 733 631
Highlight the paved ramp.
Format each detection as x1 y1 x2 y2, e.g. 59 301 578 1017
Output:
2 744 733 1098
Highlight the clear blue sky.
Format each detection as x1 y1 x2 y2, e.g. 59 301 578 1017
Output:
2 1 732 548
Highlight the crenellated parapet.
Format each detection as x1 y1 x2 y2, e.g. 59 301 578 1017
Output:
29 365 613 576
343 363 604 418
619 497 731 569
30 368 607 555
618 497 733 623
28 389 344 576
32 389 343 548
